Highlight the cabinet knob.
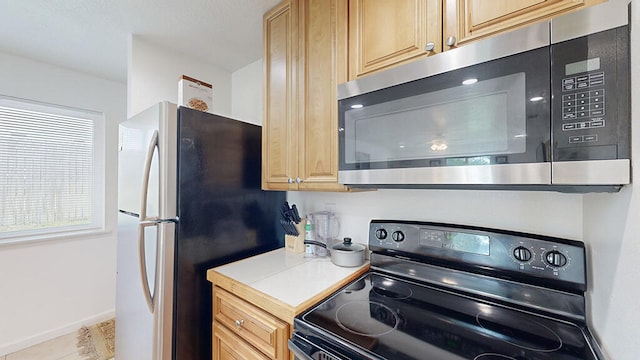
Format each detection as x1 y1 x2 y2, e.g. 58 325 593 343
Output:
296 177 303 184
287 178 294 184
425 42 435 52
235 319 244 329
446 36 457 47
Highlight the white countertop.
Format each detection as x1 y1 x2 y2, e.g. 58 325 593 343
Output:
211 248 369 308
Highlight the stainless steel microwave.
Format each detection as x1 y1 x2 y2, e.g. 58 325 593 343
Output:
337 1 630 192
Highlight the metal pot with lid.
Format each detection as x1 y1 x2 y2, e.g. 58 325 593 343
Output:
304 237 366 267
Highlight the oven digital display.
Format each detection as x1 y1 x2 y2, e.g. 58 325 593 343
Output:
420 229 490 255
565 57 600 76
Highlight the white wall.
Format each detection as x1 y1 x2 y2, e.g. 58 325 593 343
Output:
0 52 125 355
582 3 640 359
127 35 232 118
231 59 263 125
287 190 583 246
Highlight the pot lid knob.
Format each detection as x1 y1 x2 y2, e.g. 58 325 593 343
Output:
343 237 352 245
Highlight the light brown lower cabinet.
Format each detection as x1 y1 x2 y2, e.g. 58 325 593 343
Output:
212 286 289 360
213 321 271 360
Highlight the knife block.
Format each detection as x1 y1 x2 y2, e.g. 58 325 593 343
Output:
285 222 306 253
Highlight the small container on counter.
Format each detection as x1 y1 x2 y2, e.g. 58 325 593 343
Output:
304 217 315 257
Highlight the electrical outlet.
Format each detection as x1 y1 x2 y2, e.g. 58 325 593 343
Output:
325 203 336 213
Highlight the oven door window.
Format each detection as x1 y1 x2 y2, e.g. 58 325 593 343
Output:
339 47 550 170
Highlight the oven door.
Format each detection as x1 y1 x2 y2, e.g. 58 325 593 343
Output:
338 23 551 187
289 318 378 360
289 333 347 360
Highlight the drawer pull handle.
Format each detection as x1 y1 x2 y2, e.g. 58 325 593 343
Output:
235 319 244 329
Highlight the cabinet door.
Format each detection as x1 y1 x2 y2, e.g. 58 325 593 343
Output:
348 0 442 79
213 287 289 360
213 321 271 360
263 0 299 190
443 0 602 50
297 0 349 191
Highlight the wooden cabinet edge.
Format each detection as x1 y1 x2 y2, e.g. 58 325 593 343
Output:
209 270 298 324
261 181 298 191
291 264 370 314
208 263 370 322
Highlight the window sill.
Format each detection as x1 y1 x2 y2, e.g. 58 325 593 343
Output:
0 227 112 247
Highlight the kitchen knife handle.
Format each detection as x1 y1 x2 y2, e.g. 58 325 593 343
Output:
291 205 302 223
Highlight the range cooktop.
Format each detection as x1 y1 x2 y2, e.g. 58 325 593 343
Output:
290 220 603 360
297 272 598 360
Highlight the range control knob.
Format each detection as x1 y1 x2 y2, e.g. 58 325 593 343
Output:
513 246 532 262
391 231 405 242
375 228 388 240
545 250 568 267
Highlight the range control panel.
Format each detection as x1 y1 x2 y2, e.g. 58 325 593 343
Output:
369 220 587 287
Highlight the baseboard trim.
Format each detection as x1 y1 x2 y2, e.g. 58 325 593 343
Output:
0 310 115 356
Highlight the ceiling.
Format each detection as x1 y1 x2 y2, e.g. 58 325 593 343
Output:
0 0 281 83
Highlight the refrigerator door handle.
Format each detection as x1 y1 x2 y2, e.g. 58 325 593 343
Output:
140 130 159 222
138 220 157 313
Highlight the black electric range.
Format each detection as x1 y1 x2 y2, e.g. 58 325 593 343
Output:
289 220 605 360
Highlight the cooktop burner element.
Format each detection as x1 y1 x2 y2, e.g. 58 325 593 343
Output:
476 311 563 352
335 301 398 337
290 220 605 360
371 276 413 299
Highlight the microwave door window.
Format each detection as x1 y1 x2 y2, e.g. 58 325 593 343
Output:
344 73 527 166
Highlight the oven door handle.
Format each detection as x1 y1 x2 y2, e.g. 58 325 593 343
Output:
288 335 348 360
288 339 314 360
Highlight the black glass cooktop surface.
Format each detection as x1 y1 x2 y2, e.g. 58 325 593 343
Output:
298 272 598 360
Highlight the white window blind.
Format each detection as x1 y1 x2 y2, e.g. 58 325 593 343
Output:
0 96 105 243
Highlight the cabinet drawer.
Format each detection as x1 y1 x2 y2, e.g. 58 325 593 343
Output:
213 321 271 360
213 287 289 360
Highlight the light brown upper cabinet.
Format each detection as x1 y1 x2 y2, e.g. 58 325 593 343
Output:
347 0 604 78
263 0 298 191
348 0 442 79
263 0 349 191
443 0 605 50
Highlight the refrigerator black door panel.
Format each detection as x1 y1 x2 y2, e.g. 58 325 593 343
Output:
174 107 285 360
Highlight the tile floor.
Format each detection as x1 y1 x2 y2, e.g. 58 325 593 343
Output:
3 331 84 360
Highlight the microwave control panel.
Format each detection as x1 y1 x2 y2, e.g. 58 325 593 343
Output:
551 25 630 162
560 76 605 141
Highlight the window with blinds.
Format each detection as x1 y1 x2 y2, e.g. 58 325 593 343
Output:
0 96 105 243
